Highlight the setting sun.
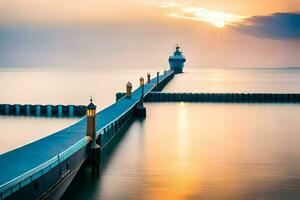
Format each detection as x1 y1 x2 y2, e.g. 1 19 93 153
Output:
212 20 225 28
160 3 245 28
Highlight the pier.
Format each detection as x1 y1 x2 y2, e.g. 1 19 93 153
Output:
0 70 174 200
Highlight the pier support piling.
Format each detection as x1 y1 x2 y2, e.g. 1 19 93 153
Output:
46 105 52 117
5 104 9 115
58 105 63 118
15 104 20 115
69 105 74 117
25 104 30 116
89 146 100 177
36 105 41 117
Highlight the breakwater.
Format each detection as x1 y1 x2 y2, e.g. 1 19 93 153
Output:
116 92 300 103
0 104 86 117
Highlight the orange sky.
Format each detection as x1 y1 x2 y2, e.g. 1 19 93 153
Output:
0 0 299 68
0 0 299 24
0 0 300 23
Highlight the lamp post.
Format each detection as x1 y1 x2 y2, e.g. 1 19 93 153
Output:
156 71 159 90
126 81 132 98
86 98 100 177
140 76 144 102
147 73 151 84
135 77 146 118
86 97 97 148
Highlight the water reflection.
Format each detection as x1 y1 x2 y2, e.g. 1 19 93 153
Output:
64 103 300 200
0 116 78 154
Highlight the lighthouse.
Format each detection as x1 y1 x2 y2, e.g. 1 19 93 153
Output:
168 45 186 73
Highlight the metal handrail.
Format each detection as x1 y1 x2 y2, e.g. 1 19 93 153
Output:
0 137 89 196
0 156 58 194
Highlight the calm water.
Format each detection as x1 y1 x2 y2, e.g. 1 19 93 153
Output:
0 67 159 153
64 103 300 200
1 67 300 199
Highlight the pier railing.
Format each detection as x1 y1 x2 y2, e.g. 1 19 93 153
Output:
0 137 89 199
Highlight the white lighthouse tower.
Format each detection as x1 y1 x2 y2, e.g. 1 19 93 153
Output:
168 45 186 73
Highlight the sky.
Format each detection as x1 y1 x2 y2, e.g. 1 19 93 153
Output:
0 0 299 68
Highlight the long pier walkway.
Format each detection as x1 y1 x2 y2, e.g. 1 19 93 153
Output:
0 70 174 199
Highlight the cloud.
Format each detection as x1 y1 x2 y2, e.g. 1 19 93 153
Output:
167 7 245 28
154 2 300 40
154 2 245 28
231 12 300 40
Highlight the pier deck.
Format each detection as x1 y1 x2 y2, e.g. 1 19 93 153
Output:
0 70 174 198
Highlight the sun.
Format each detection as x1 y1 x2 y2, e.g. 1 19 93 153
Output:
162 4 247 29
212 20 225 28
